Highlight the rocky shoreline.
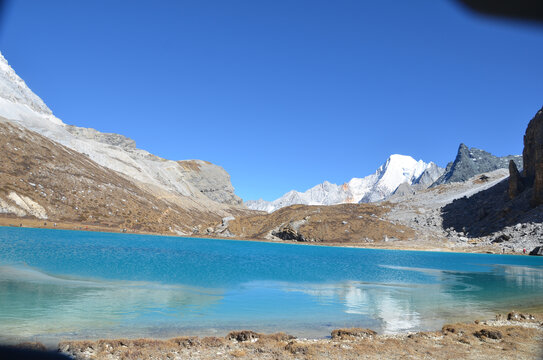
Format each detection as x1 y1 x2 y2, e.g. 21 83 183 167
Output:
4 312 542 360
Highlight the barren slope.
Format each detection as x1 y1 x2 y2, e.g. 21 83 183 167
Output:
0 118 249 234
222 203 415 245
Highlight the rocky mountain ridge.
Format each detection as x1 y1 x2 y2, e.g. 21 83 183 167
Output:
432 143 522 186
0 51 242 206
247 143 525 214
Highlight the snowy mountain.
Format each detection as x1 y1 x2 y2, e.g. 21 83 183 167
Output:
246 155 444 212
0 51 242 205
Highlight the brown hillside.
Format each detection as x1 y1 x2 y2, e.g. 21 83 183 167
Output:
0 120 249 234
226 203 415 244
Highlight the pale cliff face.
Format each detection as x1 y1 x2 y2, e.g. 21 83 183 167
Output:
0 51 242 206
178 160 242 205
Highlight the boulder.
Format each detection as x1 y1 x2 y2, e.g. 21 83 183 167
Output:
226 330 260 342
474 329 502 340
529 246 543 256
491 234 510 244
331 328 377 340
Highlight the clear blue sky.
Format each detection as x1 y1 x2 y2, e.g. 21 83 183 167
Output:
1 0 542 201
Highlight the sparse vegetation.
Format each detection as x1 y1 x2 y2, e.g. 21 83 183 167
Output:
57 312 543 360
0 120 251 235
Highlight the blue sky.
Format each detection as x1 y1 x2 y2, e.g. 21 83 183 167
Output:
1 0 542 201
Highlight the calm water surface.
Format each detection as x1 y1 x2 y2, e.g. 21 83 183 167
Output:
0 226 542 342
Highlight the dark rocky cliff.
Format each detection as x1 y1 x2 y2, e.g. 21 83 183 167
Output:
510 107 543 206
432 144 522 186
440 106 543 252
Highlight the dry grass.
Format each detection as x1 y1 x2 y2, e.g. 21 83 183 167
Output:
0 120 249 235
58 312 543 360
177 160 202 172
226 203 416 244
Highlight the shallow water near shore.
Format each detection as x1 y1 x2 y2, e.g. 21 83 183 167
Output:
0 226 542 343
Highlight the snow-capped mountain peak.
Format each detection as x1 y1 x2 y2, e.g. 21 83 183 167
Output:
245 155 444 212
377 154 428 189
358 154 432 203
0 52 63 125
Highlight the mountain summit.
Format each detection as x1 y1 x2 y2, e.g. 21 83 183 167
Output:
246 155 443 212
431 143 522 187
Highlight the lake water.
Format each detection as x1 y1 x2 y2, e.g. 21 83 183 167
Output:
0 226 542 343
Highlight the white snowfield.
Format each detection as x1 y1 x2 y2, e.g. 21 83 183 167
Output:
246 154 444 213
0 52 241 206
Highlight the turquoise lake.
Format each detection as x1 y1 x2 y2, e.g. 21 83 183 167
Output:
0 226 542 343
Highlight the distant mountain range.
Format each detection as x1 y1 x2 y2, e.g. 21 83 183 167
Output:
246 155 444 213
247 145 523 213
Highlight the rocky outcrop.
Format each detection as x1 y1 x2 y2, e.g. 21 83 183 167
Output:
522 108 543 206
65 125 137 150
529 246 543 256
412 162 445 188
432 144 522 186
508 160 524 199
272 224 308 242
391 182 415 197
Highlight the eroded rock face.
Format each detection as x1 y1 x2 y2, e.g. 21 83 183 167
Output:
65 125 137 150
521 107 543 206
508 160 524 199
177 160 242 205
